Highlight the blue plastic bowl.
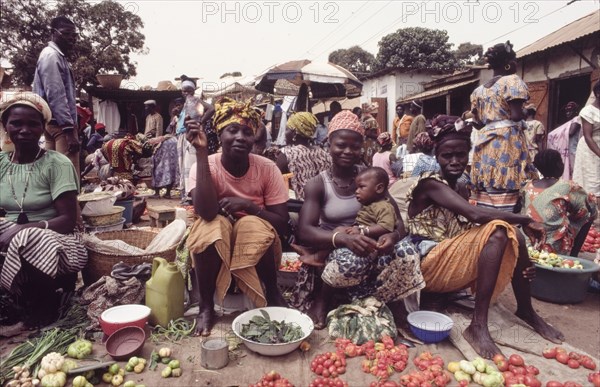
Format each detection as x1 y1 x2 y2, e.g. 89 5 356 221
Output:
407 311 454 343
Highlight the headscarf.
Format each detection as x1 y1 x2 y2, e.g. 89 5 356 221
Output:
212 97 261 134
328 110 365 137
287 111 319 138
0 92 52 124
95 123 106 131
428 114 472 146
413 132 434 153
363 102 379 114
363 116 378 131
377 132 392 147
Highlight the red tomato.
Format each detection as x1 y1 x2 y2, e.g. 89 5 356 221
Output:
563 382 582 387
497 359 509 372
567 359 580 369
543 347 557 359
556 352 569 364
545 382 564 387
568 351 581 360
509 354 525 366
526 365 540 375
582 357 597 370
590 373 600 387
493 353 506 363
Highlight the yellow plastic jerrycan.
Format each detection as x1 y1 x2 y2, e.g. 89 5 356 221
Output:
145 257 185 327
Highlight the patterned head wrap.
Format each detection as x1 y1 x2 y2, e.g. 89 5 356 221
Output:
413 132 434 153
212 97 261 134
428 114 472 147
327 110 365 137
377 132 392 147
363 116 378 131
0 92 52 124
287 112 318 138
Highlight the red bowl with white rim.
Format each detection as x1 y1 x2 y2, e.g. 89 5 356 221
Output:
99 304 151 336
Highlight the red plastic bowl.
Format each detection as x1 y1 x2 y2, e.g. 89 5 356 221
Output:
105 326 146 361
99 304 151 336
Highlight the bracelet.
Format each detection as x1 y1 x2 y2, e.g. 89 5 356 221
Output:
40 220 48 229
365 226 370 236
332 231 341 248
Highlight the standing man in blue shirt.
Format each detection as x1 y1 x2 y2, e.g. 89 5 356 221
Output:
33 16 80 176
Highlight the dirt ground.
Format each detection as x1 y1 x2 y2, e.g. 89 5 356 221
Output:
1 196 599 386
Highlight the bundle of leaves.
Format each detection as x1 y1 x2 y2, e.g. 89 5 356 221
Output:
240 310 304 344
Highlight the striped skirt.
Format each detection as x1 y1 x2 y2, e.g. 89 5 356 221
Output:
0 219 88 294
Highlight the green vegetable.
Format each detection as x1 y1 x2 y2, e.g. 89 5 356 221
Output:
152 320 196 344
60 358 78 373
72 375 88 387
102 372 113 383
454 370 472 382
459 360 476 375
40 371 67 387
482 373 503 387
160 357 171 364
472 357 486 373
133 363 145 373
111 374 124 386
149 351 159 371
109 363 120 375
167 359 180 369
240 309 304 344
123 381 136 387
67 339 93 359
127 357 139 367
161 366 172 378
125 364 134 372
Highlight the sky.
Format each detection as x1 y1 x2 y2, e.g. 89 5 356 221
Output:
122 0 600 90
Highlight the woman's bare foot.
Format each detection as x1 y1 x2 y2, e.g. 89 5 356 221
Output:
463 323 502 359
516 309 564 344
307 298 328 330
291 243 327 267
194 307 215 337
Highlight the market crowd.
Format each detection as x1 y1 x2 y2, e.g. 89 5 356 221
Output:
1 16 599 359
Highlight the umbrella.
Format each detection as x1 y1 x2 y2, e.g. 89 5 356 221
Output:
255 59 363 99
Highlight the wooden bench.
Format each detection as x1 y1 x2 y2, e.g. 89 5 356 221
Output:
147 205 176 228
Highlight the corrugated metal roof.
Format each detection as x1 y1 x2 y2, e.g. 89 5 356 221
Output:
517 10 600 59
397 79 478 103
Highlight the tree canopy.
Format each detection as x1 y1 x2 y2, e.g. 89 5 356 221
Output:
328 46 375 76
454 42 485 66
220 71 243 79
0 0 146 88
373 27 458 73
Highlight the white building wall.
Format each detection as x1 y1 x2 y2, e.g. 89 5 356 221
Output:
361 71 433 133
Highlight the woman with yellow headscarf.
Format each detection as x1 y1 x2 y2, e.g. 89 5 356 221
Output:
184 98 290 336
275 111 332 200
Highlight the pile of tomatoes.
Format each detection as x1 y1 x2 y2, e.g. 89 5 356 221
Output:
397 352 451 387
491 354 541 387
310 351 347 379
542 347 597 370
307 377 349 387
249 371 294 387
582 227 600 253
335 336 409 382
279 259 302 272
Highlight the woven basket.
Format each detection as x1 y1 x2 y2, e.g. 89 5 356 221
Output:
83 229 177 285
97 74 123 89
83 206 125 226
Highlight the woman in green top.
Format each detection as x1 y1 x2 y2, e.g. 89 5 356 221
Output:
0 93 87 326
